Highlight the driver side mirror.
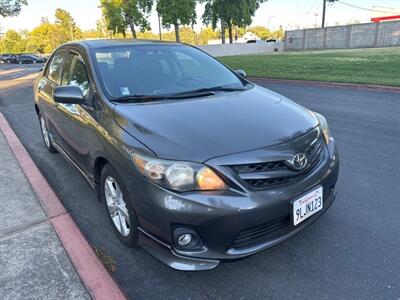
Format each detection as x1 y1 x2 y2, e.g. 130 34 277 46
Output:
235 69 247 78
53 86 84 104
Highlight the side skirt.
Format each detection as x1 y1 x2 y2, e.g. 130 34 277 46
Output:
53 142 96 190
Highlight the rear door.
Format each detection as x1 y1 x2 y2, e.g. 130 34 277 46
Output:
37 50 66 146
37 49 76 158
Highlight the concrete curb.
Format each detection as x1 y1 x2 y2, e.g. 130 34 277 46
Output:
0 112 127 300
249 77 400 93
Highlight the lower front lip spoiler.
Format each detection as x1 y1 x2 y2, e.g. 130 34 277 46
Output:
137 228 220 271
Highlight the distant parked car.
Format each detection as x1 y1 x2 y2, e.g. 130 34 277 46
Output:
17 54 46 64
0 54 18 64
30 54 47 63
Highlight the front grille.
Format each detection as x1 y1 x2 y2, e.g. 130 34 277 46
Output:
231 216 290 249
247 177 290 189
229 128 324 190
232 161 286 173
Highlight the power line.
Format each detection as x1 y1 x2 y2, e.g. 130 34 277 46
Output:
337 1 399 13
305 0 322 16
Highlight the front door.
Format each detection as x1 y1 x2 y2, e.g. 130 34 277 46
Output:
59 51 94 173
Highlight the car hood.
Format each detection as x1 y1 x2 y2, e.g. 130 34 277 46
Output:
113 85 318 162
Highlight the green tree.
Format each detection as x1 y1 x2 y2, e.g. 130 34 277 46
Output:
100 0 153 39
137 30 158 40
202 0 266 44
95 18 111 38
197 27 219 45
28 20 57 53
27 10 82 54
2 29 26 53
0 0 27 17
247 26 271 40
179 26 197 44
271 26 284 41
54 8 82 43
156 0 197 42
201 0 227 44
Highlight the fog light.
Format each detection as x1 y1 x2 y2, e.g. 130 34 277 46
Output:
177 233 192 246
173 227 203 251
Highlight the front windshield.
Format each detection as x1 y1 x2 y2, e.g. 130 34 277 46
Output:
93 44 245 98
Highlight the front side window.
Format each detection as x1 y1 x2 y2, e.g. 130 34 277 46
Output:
47 51 65 84
62 53 90 97
93 45 245 99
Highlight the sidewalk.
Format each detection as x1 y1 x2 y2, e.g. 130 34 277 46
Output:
0 113 126 300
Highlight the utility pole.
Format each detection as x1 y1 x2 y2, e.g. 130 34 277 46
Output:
322 0 327 28
322 0 337 28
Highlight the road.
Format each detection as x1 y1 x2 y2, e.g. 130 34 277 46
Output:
1 64 399 299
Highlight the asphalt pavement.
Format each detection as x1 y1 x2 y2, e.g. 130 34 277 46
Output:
1 64 399 299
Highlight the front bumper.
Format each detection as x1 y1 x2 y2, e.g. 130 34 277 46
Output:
127 143 340 271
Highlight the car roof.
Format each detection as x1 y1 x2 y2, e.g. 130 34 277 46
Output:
69 39 181 50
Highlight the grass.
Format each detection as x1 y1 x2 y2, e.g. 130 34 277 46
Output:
92 246 117 273
218 47 400 87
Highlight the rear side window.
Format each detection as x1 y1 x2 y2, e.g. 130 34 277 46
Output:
47 51 65 84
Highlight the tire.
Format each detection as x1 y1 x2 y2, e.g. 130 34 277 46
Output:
38 114 57 153
101 163 139 247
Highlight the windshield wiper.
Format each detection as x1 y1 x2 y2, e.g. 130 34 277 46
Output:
112 85 249 103
171 86 247 97
112 95 169 103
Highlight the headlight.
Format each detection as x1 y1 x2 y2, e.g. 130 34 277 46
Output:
312 112 331 144
132 154 227 192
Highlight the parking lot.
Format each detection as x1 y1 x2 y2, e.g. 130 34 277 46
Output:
1 64 399 299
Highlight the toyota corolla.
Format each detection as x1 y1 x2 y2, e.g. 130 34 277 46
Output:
34 40 339 271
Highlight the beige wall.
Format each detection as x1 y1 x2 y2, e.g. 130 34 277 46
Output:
198 42 284 57
284 21 400 51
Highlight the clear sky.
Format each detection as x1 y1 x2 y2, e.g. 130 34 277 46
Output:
1 0 400 33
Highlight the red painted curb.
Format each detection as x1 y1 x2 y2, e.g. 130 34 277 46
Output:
249 77 400 93
0 112 127 300
52 214 126 300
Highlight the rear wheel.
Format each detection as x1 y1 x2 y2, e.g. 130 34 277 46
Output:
101 164 138 247
39 115 57 153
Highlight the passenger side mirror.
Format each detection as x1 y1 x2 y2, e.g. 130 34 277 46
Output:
235 69 247 78
53 86 85 104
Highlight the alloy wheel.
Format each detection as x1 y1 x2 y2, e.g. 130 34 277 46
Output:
104 176 131 237
40 116 50 148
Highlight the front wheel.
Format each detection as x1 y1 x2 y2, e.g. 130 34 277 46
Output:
101 164 139 247
39 115 57 153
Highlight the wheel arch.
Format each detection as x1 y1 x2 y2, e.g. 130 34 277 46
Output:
34 104 40 116
94 156 109 186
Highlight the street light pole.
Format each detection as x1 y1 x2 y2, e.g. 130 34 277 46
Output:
158 12 162 40
0 33 6 53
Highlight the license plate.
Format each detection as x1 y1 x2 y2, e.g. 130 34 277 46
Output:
292 186 323 226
